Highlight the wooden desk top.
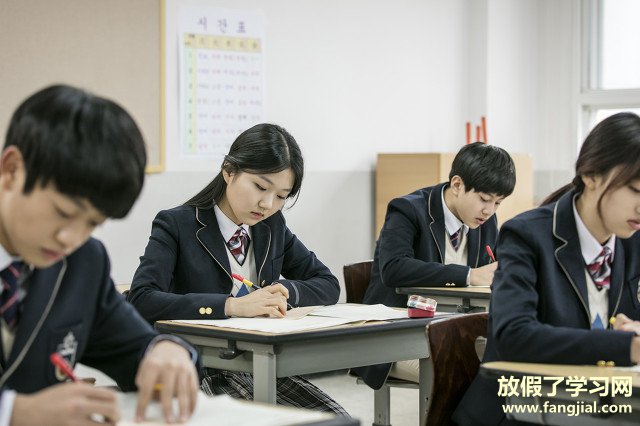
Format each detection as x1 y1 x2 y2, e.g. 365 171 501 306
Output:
483 361 640 388
156 315 438 345
396 286 492 297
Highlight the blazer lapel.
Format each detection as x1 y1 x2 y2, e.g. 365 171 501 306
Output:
552 192 591 323
194 207 231 276
466 227 481 267
608 238 625 317
427 184 447 263
251 220 272 284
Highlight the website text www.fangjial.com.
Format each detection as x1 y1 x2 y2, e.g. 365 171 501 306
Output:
502 400 632 417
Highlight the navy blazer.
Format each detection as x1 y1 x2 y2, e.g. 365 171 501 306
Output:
454 190 640 426
127 205 340 322
1 238 157 394
363 182 498 308
357 182 498 390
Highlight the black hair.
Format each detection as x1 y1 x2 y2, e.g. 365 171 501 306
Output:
4 84 147 218
542 112 640 206
449 142 516 197
185 123 304 208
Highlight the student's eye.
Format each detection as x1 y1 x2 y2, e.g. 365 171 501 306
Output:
629 185 640 194
54 206 73 219
254 183 266 191
277 195 288 200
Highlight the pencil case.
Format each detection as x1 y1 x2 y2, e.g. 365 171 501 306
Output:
407 295 437 318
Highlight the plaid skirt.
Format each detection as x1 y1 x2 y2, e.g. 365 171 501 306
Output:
201 368 349 417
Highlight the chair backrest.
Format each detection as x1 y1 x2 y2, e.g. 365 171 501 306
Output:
343 260 373 303
425 312 488 426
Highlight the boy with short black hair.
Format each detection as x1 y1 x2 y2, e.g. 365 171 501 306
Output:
357 142 515 388
0 85 199 425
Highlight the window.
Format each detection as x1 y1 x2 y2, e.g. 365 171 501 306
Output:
579 0 640 145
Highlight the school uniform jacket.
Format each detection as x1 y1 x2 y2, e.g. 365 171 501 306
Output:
127 205 340 323
357 182 498 389
454 190 640 426
0 238 157 394
363 182 498 308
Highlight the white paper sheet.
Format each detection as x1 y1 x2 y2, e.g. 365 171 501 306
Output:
173 315 355 333
309 303 408 321
118 392 331 425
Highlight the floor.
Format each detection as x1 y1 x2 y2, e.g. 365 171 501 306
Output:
75 365 418 425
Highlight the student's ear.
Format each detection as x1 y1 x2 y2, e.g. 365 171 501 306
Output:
0 146 24 192
449 175 465 195
222 168 234 185
581 173 601 191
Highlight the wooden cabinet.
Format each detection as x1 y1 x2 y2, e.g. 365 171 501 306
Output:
375 153 534 237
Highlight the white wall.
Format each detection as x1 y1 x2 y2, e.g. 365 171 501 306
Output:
95 0 580 301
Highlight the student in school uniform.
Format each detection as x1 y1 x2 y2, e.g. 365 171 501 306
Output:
127 123 347 415
357 142 516 389
0 85 200 425
454 112 640 425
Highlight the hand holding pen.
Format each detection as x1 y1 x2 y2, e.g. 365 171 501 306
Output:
11 354 120 425
226 273 289 317
468 246 498 286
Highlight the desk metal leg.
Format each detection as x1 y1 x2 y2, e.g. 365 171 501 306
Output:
419 357 433 426
253 351 277 404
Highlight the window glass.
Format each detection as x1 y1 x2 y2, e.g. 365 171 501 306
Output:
599 0 640 89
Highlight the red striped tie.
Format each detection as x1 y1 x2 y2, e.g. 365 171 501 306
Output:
227 228 250 266
0 262 23 331
450 228 462 251
587 247 612 291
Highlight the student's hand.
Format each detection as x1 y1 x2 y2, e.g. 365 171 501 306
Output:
469 262 498 286
12 382 119 425
612 313 640 335
135 340 199 424
225 284 289 318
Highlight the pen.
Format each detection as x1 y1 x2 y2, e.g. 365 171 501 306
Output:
50 352 78 382
486 245 496 263
231 273 254 287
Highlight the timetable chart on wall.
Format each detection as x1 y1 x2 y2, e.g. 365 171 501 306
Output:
179 8 265 160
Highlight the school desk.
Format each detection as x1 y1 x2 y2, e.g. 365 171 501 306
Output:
396 286 491 312
156 315 438 426
481 361 640 425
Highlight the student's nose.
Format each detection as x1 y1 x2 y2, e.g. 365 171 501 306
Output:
483 204 495 217
56 221 92 254
259 195 273 210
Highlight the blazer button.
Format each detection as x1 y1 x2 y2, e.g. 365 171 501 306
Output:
605 361 616 367
199 307 206 315
205 307 213 315
596 360 606 367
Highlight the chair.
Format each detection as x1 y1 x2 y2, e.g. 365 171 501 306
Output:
343 260 419 426
424 312 488 426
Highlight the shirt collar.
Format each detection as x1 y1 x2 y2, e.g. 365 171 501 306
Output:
572 195 615 264
441 185 468 236
0 244 21 271
214 205 251 242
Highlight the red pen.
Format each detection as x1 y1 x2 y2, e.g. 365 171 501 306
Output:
50 352 78 382
486 245 496 263
231 273 254 287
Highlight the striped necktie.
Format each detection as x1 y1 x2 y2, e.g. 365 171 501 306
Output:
450 228 462 251
227 227 250 266
0 262 23 331
587 246 612 291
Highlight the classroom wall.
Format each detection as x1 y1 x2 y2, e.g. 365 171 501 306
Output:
96 0 475 295
1 0 579 299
